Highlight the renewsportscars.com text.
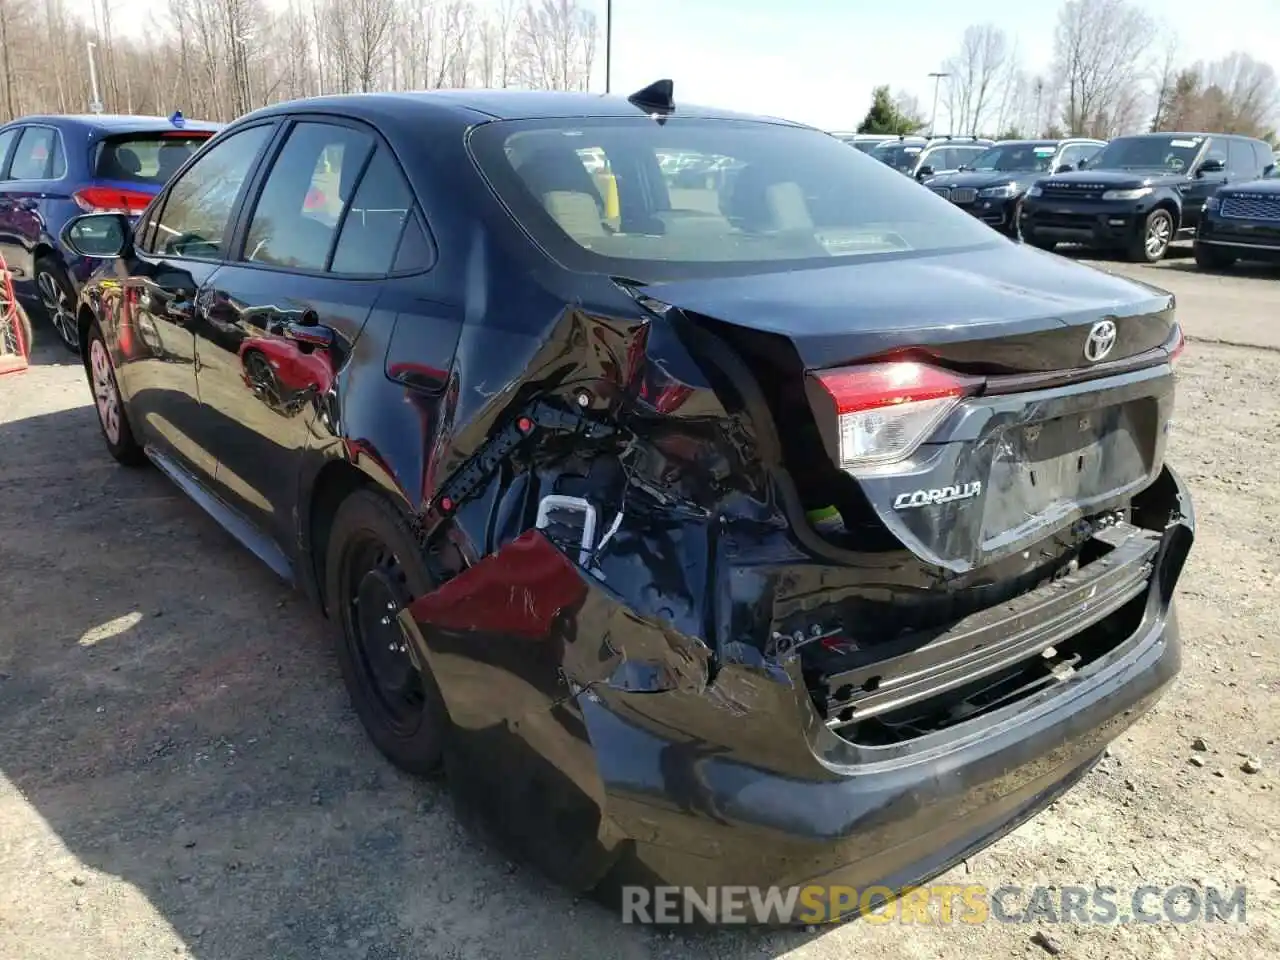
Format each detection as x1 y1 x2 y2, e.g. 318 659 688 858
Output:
621 883 1248 925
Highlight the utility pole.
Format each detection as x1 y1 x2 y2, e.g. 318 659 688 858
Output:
86 40 103 113
605 0 613 93
928 71 949 137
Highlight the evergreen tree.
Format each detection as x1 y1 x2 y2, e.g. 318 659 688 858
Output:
857 86 924 135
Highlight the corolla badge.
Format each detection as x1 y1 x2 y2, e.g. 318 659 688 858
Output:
893 481 983 510
1084 319 1117 363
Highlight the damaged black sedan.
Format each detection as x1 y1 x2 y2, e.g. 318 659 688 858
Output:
63 83 1194 923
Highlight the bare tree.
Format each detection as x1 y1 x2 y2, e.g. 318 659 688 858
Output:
514 0 596 91
349 0 396 92
0 0 599 124
943 24 1010 136
1150 30 1181 131
1052 0 1155 137
1202 52 1280 136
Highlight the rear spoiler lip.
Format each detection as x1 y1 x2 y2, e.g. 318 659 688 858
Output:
978 325 1183 397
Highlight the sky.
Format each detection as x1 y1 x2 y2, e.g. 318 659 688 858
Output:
68 0 1280 130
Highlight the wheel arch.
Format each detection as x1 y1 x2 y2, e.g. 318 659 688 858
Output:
304 456 419 618
76 304 96 360
1153 194 1182 232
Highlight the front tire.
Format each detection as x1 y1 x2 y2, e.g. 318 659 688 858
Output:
1194 242 1236 271
1130 208 1174 263
85 321 145 466
325 488 451 776
35 256 80 354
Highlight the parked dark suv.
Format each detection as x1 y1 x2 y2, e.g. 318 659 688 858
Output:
923 138 1105 236
63 86 1193 921
1193 163 1280 269
1020 131 1273 262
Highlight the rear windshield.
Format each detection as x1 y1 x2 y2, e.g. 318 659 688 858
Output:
467 118 997 280
94 133 212 185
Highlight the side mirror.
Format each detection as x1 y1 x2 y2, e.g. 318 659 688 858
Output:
916 165 935 180
1197 158 1226 176
62 213 132 259
957 164 971 172
1055 163 1074 173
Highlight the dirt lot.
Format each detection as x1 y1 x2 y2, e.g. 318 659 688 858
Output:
2 253 1279 959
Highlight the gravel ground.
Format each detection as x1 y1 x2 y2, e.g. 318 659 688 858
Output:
2 256 1279 960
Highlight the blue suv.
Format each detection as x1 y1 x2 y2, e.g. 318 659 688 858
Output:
0 112 220 352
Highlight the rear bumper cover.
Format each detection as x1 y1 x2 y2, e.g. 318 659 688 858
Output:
593 598 1179 905
414 456 1193 917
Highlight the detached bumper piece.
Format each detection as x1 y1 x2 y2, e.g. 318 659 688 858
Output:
820 520 1158 742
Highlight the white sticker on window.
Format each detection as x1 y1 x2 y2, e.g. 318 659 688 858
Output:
904 147 922 154
1034 147 1056 156
1170 138 1201 148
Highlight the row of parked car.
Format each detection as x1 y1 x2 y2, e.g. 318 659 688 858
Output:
835 130 1280 268
0 106 1275 360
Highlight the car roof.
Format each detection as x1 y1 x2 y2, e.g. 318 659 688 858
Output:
244 90 807 130
12 114 222 134
1120 131 1257 142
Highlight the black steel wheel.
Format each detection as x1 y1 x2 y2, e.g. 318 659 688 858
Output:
326 488 449 775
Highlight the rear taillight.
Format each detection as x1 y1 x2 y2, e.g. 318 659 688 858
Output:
1168 326 1185 364
73 186 153 215
814 362 981 472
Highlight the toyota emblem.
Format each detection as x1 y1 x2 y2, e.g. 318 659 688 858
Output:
1084 320 1117 363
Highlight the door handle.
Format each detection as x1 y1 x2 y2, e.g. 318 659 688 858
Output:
282 319 333 348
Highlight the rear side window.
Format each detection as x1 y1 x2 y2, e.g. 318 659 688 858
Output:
242 122 374 271
329 147 419 275
95 134 211 186
10 126 64 179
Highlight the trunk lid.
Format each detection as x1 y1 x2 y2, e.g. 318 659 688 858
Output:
634 245 1179 574
642 243 1175 371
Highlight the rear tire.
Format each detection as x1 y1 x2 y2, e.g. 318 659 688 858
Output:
84 320 145 466
34 256 80 354
1129 208 1174 263
325 488 450 777
1193 243 1236 271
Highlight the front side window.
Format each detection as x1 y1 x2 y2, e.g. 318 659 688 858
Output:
10 126 64 180
150 124 273 260
1088 135 1207 174
468 118 1000 281
0 127 19 178
1203 139 1227 168
1225 140 1257 177
243 122 374 270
